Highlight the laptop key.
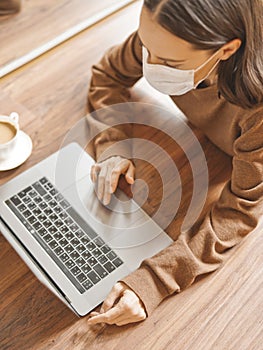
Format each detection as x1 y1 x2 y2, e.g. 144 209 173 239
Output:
70 251 80 261
94 237 105 247
94 264 108 279
76 273 87 284
59 238 68 247
76 244 85 253
50 188 58 196
60 226 69 234
71 266 81 276
54 246 64 256
32 182 47 196
92 248 102 258
107 251 117 261
104 261 116 273
49 226 57 235
75 229 85 239
39 202 48 210
44 208 52 216
83 279 93 290
65 259 75 269
28 190 37 198
54 206 63 214
23 210 32 218
17 203 27 212
71 238 80 247
43 194 52 202
59 211 67 220
112 258 123 268
10 195 21 206
98 255 108 265
43 220 52 228
53 232 63 240
65 232 74 240
81 236 90 245
32 208 41 216
49 200 57 208
60 200 70 209
87 242 96 251
22 196 31 204
48 240 58 249
69 223 78 232
60 253 69 263
28 202 37 210
49 213 58 222
82 251 92 260
65 245 74 254
40 177 48 185
33 196 43 204
43 234 52 243
101 245 111 254
76 257 86 267
81 264 92 274
87 257 97 267
87 271 100 284
28 216 37 225
38 214 46 222
38 228 47 236
33 222 42 231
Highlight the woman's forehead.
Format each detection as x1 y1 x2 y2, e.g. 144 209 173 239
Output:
138 7 197 61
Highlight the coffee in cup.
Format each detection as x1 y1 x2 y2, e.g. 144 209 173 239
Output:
0 121 17 144
0 112 19 160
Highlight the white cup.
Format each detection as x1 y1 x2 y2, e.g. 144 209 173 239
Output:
0 112 20 160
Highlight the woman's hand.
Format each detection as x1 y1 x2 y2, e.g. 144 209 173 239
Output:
90 156 135 205
87 282 147 326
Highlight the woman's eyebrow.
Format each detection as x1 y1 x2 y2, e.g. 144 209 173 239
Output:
139 35 186 63
155 55 186 63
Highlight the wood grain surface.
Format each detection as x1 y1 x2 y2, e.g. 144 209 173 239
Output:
0 0 135 75
0 1 262 349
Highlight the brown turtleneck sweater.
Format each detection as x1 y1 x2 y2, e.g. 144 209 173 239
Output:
87 31 263 316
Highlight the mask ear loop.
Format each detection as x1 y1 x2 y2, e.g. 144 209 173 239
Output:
194 59 221 88
194 48 222 88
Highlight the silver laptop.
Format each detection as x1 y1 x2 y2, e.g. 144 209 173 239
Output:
0 142 172 316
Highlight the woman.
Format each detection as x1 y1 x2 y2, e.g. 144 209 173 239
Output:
87 0 263 326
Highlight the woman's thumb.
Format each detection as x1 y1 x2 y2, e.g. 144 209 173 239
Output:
125 162 135 184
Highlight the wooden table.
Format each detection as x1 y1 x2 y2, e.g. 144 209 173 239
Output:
0 0 135 77
0 2 262 349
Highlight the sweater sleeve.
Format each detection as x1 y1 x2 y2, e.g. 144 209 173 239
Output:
86 30 143 162
121 110 263 316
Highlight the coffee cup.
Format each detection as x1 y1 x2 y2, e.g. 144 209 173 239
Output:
0 112 20 160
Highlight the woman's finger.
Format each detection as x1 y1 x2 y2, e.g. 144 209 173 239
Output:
90 164 101 182
110 159 134 193
97 165 107 201
87 304 123 325
103 166 112 205
100 283 125 313
125 161 135 184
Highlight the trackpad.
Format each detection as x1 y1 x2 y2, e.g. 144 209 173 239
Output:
62 176 165 249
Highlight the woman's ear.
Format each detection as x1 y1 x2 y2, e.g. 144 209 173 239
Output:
220 38 242 61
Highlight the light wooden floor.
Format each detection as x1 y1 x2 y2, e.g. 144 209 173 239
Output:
0 0 135 76
0 1 262 349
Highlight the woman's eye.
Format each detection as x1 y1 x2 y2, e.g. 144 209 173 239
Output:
163 61 180 68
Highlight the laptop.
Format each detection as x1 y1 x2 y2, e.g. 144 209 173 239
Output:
0 142 173 316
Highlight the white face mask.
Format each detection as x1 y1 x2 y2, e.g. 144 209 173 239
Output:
142 46 221 96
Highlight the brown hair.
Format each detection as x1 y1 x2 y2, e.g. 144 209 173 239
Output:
143 0 263 109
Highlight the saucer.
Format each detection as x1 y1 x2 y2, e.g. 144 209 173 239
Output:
0 131 33 171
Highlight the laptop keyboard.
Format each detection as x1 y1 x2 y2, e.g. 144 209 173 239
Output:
5 177 123 294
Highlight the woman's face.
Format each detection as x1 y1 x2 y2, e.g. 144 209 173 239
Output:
138 7 222 85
